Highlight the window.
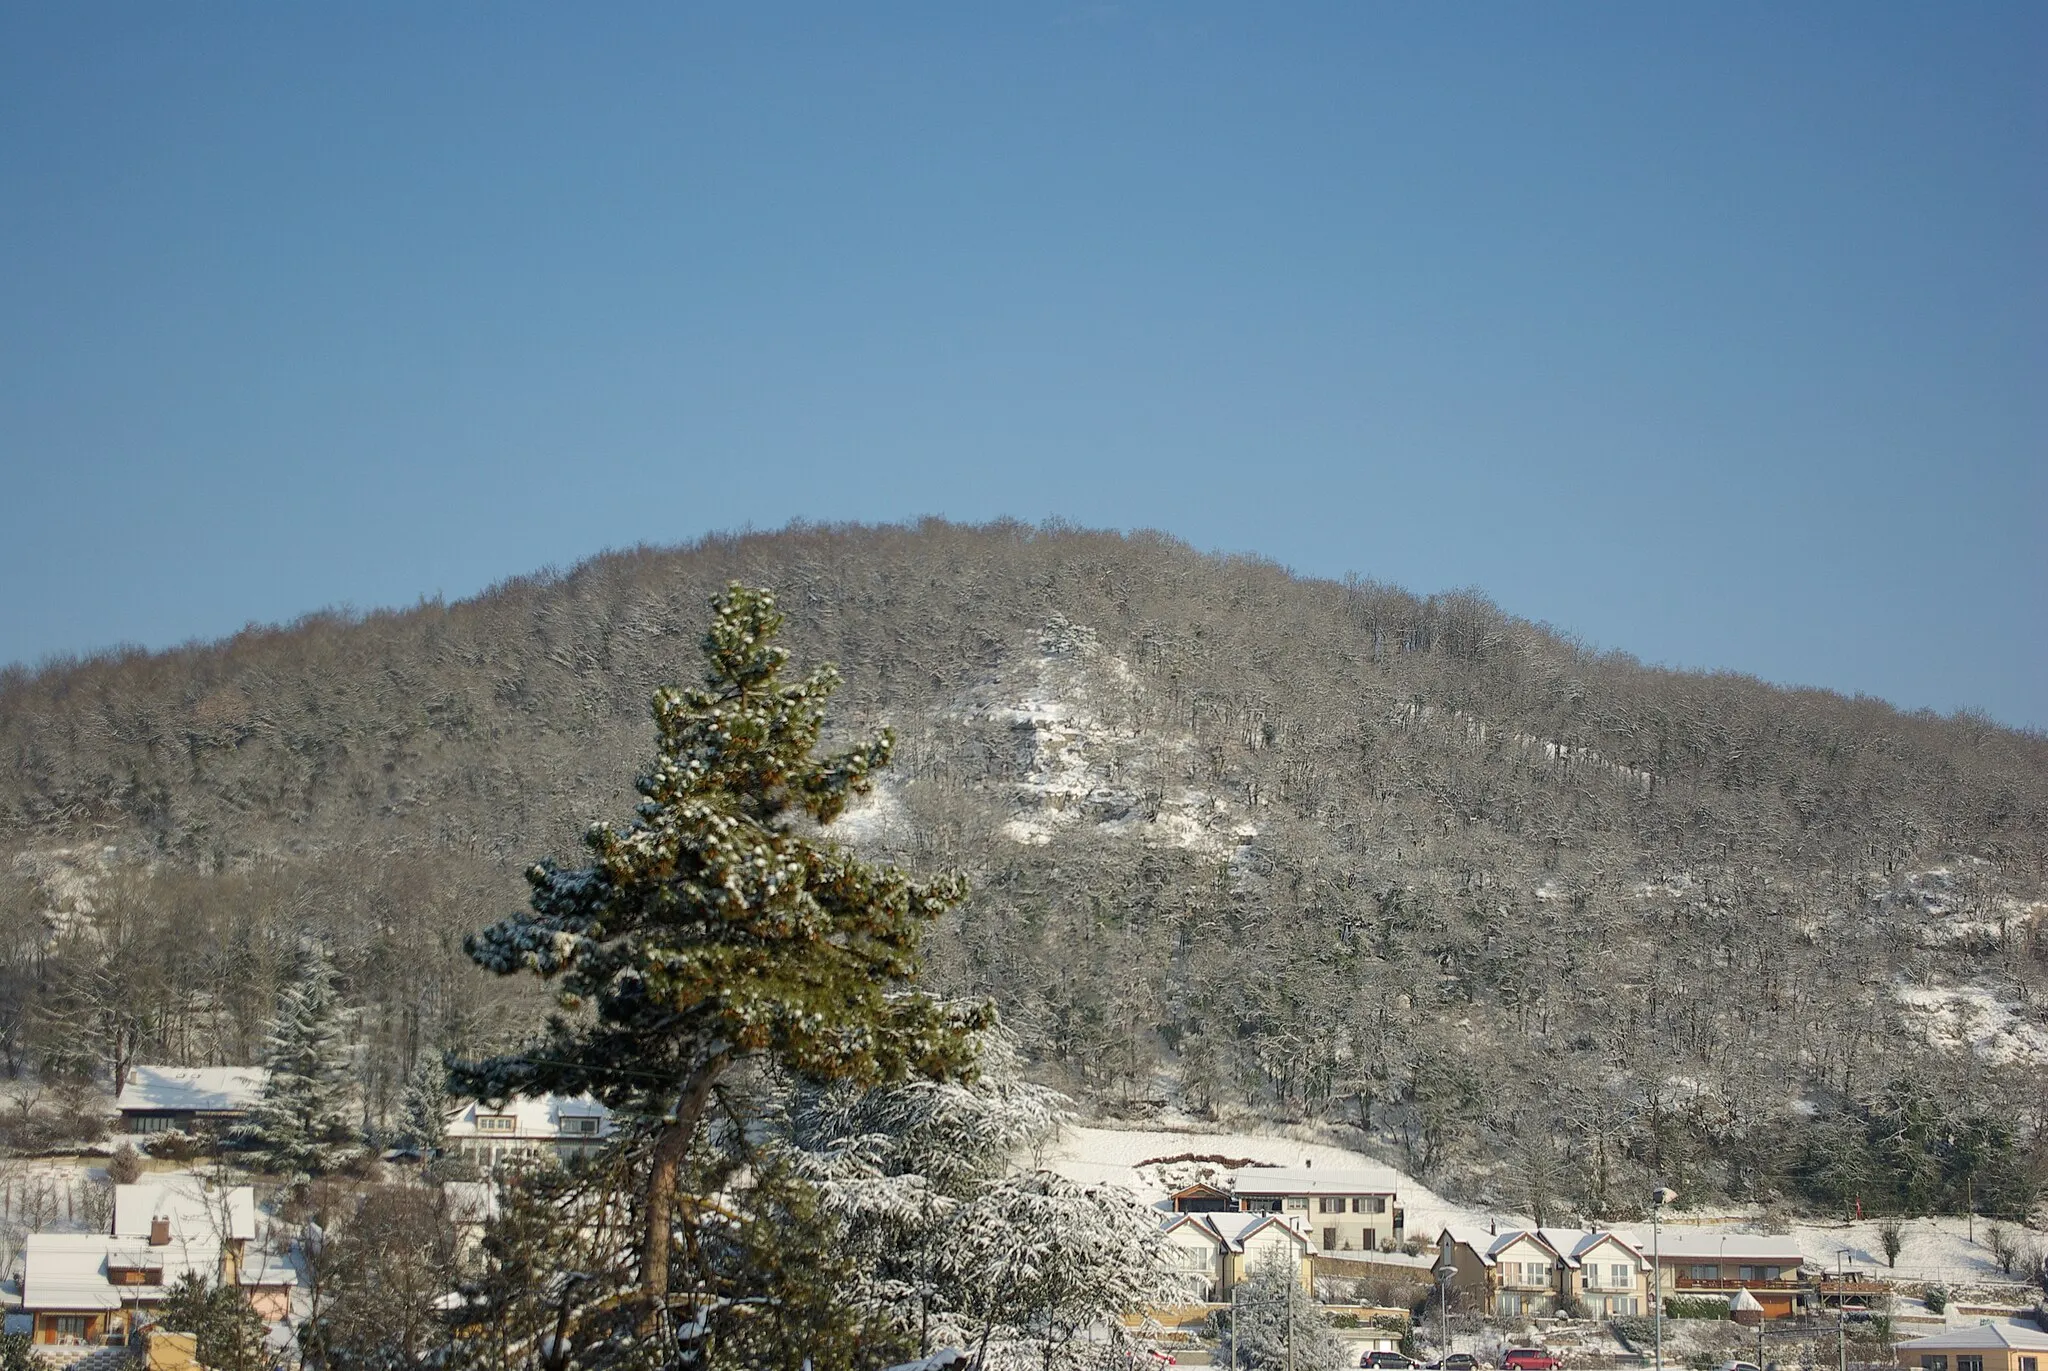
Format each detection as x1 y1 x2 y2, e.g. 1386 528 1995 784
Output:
1501 1262 1522 1286
2017 1358 2036 1371
1690 1264 1720 1281
1319 1197 1346 1213
53 1317 90 1344
560 1117 600 1136
1763 1266 1781 1281
1738 1266 1755 1282
1614 1297 1639 1316
1956 1358 1983 1371
1612 1264 1632 1288
1529 1263 1551 1287
1362 1228 1378 1250
476 1114 517 1133
1920 1357 1948 1371
1585 1267 1601 1289
1283 1197 1309 1211
1499 1293 1523 1316
1356 1195 1388 1214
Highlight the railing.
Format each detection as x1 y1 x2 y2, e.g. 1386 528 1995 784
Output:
1674 1277 1804 1291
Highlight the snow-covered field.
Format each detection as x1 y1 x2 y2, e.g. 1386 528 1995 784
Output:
1048 1122 1498 1236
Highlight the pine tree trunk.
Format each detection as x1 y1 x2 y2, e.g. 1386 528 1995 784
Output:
640 1054 730 1333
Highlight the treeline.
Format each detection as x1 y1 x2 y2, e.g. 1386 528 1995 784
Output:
3 520 2045 1218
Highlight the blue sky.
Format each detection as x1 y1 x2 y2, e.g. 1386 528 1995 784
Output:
2 4 2042 727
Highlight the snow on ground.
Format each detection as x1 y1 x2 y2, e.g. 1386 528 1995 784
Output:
1777 1214 2046 1295
1046 1123 1500 1235
1894 983 2048 1067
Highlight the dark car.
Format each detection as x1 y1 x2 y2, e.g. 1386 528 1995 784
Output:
1501 1350 1562 1371
1363 1355 1416 1369
1431 1357 1479 1371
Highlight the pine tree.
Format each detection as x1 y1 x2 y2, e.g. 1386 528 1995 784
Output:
1213 1250 1342 1371
156 1272 269 1371
239 946 360 1178
452 584 988 1334
398 1055 449 1159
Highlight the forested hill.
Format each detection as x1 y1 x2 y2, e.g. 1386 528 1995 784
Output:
5 521 2046 1219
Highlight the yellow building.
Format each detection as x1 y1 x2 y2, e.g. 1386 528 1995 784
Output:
1897 1323 2048 1371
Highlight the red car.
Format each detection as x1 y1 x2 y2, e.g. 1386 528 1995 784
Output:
1501 1351 1561 1371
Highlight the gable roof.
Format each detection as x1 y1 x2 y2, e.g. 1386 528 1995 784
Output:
1160 1211 1312 1253
1438 1225 1647 1270
115 1067 265 1116
21 1233 213 1312
1896 1324 2048 1352
113 1178 257 1243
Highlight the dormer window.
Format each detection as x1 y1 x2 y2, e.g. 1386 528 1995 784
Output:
560 1117 600 1136
476 1114 518 1133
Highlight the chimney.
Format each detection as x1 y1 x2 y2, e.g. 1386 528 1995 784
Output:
149 1216 171 1246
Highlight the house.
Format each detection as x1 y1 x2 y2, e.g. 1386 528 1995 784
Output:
114 1067 266 1136
1435 1225 1651 1319
1166 1182 1236 1213
1896 1323 2048 1371
1230 1166 1403 1255
1157 1211 1315 1302
1635 1230 1812 1319
19 1180 290 1348
444 1094 612 1169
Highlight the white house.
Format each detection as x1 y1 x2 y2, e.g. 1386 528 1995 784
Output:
114 1067 266 1135
444 1094 612 1169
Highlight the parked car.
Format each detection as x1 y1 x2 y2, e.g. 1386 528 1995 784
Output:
1430 1356 1480 1371
1715 1361 1764 1371
1363 1355 1416 1369
1501 1350 1562 1371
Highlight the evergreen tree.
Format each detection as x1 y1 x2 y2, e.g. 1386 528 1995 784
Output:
240 946 360 1178
786 1032 1070 1356
1212 1251 1342 1371
452 584 988 1336
156 1272 268 1371
398 1055 449 1158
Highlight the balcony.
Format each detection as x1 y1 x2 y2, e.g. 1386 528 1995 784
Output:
1675 1277 1804 1292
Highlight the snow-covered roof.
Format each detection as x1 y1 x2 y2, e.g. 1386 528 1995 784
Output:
236 1246 298 1290
1539 1227 1650 1268
1730 1289 1764 1313
20 1233 216 1312
1632 1230 1808 1265
444 1093 612 1141
1896 1324 2048 1352
115 1066 265 1116
1232 1165 1401 1197
1160 1211 1312 1253
113 1179 257 1243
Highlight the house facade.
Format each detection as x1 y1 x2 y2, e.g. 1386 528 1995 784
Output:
1436 1226 1650 1319
1639 1231 1812 1319
1231 1166 1403 1256
114 1067 266 1136
444 1094 613 1169
1157 1212 1315 1303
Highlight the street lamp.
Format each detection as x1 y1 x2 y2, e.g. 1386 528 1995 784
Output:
1435 1253 1458 1356
1651 1187 1678 1371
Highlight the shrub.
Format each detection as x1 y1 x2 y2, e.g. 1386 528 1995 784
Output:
107 1143 144 1185
1665 1296 1731 1320
144 1129 204 1161
1923 1287 1947 1315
